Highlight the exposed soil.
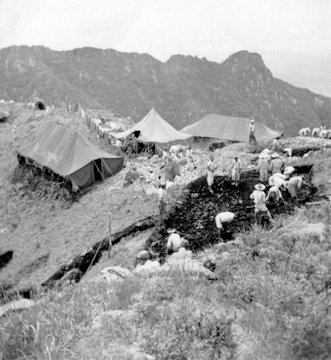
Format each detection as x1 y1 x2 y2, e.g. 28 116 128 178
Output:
41 215 156 288
147 165 318 259
0 251 13 270
21 165 317 293
12 163 80 205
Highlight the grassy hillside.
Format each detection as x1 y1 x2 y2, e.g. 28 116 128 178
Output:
1 204 330 359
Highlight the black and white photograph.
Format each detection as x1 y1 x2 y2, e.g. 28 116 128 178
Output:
0 0 330 359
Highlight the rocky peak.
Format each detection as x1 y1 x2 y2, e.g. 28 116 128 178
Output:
221 50 273 89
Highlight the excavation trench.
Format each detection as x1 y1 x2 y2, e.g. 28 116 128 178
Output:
41 216 156 288
146 165 319 259
0 216 156 302
1 164 320 301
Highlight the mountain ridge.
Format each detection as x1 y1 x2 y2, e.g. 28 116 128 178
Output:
0 45 330 136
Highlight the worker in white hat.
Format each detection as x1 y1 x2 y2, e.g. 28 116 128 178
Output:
250 184 273 222
215 212 236 240
249 119 257 144
269 153 283 175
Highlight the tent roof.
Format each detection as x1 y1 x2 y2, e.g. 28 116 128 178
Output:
18 123 123 177
181 114 281 142
112 108 192 142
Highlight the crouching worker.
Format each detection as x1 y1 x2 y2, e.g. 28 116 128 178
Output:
250 184 273 223
266 185 285 205
285 174 305 198
166 229 189 254
215 211 236 241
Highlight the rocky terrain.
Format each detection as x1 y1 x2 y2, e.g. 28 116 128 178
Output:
0 46 330 136
0 101 331 360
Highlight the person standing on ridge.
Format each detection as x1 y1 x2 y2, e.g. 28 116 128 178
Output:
249 119 257 144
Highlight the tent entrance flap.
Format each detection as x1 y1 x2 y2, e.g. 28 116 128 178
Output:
93 159 105 181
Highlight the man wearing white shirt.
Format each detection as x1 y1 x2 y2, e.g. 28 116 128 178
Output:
249 119 257 144
250 184 273 222
286 175 304 198
215 212 236 240
269 173 287 189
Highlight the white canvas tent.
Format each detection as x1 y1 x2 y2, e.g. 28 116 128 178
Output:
181 114 281 142
111 108 192 143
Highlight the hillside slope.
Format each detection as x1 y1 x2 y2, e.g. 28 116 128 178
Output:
0 46 330 136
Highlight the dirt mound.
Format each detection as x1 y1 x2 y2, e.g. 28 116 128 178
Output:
220 142 265 154
12 164 79 204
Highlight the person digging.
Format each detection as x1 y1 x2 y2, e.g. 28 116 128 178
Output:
215 211 236 241
250 183 274 225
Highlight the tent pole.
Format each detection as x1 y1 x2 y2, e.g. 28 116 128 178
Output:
101 158 115 177
68 175 85 196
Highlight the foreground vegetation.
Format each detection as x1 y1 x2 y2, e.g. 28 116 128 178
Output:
1 202 330 360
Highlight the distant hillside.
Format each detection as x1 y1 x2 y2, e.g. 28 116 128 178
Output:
0 46 330 136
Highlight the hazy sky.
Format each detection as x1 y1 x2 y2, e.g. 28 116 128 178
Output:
0 0 330 95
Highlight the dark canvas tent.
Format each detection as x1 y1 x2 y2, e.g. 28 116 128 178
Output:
17 123 124 189
181 114 281 142
112 108 192 143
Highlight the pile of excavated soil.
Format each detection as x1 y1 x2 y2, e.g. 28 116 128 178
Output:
12 164 79 204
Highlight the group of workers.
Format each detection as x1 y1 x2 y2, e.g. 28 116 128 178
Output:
208 146 308 240
299 124 330 138
133 126 312 262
